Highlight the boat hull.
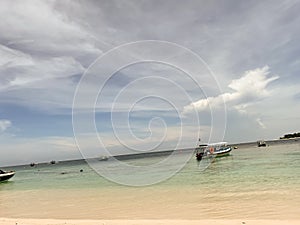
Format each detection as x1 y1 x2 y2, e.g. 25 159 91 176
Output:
213 147 232 158
0 171 15 182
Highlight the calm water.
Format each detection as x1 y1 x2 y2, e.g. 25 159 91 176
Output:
1 142 300 219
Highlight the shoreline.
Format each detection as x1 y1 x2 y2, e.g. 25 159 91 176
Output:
1 218 300 225
4 137 300 169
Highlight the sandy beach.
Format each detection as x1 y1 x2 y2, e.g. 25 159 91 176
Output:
1 219 300 225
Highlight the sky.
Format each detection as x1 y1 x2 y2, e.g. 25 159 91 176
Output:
0 0 300 166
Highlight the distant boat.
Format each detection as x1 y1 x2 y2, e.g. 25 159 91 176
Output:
257 140 267 147
50 160 56 164
0 170 15 182
195 142 232 161
99 156 109 161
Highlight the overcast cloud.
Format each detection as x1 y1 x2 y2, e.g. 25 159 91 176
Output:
0 0 300 166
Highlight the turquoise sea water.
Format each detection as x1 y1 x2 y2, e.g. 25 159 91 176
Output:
1 141 300 219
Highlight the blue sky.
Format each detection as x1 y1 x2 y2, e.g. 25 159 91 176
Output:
0 0 300 166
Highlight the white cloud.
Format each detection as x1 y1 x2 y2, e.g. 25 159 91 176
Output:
0 0 101 57
0 119 11 132
256 118 266 129
0 44 33 68
0 1 106 114
0 0 101 91
0 56 84 89
183 66 279 114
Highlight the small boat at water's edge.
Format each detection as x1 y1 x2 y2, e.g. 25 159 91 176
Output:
0 170 15 182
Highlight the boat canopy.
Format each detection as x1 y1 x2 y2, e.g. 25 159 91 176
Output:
206 142 228 147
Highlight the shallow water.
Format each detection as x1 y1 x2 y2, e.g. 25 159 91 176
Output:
1 142 299 219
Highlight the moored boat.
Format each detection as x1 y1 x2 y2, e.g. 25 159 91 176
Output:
257 140 267 147
0 170 15 182
99 155 109 161
195 142 232 161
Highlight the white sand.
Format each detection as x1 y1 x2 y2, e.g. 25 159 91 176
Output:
1 218 300 225
2 188 300 220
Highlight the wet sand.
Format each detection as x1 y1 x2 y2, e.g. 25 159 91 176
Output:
1 187 300 220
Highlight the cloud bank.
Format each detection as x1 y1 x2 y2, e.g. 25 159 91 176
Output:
184 66 279 114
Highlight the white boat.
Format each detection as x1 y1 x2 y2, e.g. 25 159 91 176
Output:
0 170 15 182
99 156 109 161
257 140 267 147
195 142 232 161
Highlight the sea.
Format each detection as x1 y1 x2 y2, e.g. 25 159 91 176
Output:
0 140 299 220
